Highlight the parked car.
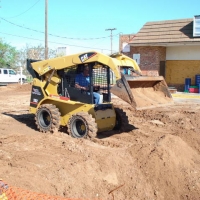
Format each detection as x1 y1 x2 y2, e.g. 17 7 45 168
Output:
0 68 27 85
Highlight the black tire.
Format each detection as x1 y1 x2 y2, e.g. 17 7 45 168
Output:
35 104 60 133
18 78 25 84
114 107 129 132
68 112 97 139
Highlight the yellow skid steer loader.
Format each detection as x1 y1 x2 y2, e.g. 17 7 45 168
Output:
27 51 173 138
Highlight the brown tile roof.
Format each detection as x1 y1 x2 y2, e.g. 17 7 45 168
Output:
129 18 200 46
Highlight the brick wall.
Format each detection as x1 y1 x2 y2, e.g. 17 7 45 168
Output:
119 35 167 76
130 46 166 76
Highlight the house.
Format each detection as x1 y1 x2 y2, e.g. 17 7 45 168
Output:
120 16 200 91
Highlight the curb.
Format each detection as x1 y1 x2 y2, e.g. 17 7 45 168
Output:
172 93 200 99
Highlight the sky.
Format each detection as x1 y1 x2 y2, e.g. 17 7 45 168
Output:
0 0 200 55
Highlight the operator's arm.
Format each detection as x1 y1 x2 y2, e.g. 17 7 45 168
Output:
75 74 88 90
75 83 88 90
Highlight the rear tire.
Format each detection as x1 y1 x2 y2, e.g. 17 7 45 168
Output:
35 104 60 133
114 108 129 132
18 78 25 84
68 112 97 139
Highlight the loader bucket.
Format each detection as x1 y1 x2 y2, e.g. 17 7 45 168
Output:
111 74 173 110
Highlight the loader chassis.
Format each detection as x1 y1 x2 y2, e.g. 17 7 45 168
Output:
28 60 121 137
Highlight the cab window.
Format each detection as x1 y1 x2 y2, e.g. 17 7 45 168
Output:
3 70 8 74
9 70 16 75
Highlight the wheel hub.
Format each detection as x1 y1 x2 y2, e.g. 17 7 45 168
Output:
80 124 86 131
43 112 51 126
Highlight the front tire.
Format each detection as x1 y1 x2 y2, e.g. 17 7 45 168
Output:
68 112 97 139
18 78 25 84
35 104 60 133
114 108 129 132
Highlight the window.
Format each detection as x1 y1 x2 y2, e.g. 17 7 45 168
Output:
3 70 8 74
9 70 16 75
193 15 200 37
122 42 130 53
133 54 140 64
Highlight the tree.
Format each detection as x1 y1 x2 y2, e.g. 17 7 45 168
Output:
0 39 19 69
17 44 57 75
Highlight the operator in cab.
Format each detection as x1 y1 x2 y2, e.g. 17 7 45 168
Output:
75 65 101 104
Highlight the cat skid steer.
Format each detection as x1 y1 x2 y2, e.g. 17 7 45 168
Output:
27 51 173 139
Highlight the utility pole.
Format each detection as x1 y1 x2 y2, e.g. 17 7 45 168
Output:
105 28 116 54
45 0 48 59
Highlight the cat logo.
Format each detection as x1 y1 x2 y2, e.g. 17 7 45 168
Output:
79 52 97 63
80 54 88 62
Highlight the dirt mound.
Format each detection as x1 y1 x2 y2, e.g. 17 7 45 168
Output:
0 87 200 200
6 83 32 91
16 83 32 92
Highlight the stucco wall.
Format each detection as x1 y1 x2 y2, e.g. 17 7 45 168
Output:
166 46 200 60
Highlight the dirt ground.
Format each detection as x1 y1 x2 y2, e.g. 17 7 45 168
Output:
0 83 200 200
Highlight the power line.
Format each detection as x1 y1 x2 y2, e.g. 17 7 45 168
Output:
0 31 114 51
0 17 119 40
6 0 41 19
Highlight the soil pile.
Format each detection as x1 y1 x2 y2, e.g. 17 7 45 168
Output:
0 85 200 200
0 83 32 94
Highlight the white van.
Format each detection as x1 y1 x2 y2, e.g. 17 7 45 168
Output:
0 68 27 85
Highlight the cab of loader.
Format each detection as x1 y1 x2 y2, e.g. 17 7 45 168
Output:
56 62 111 104
27 59 113 105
